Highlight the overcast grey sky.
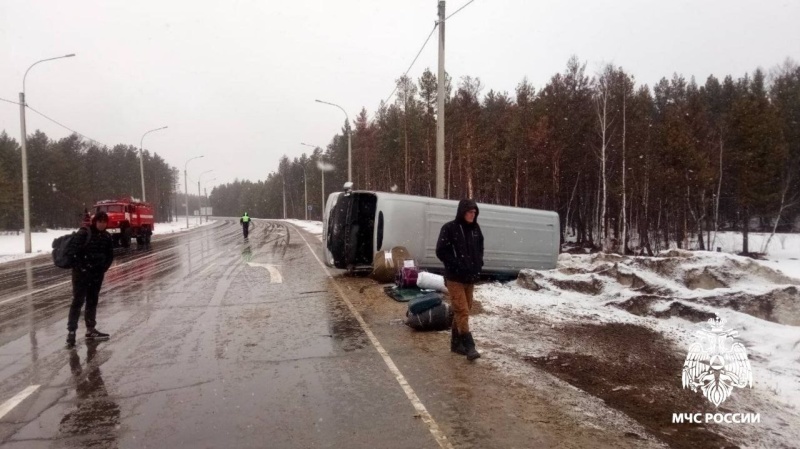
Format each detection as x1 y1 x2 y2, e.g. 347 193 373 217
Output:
2 0 798 188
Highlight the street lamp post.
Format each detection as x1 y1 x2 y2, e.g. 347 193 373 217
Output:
19 53 75 253
315 99 351 183
301 142 334 220
316 159 335 220
201 178 216 222
198 170 213 225
184 155 204 229
139 126 168 202
302 164 308 220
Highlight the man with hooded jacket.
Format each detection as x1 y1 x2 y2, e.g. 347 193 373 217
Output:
436 199 483 360
66 211 114 346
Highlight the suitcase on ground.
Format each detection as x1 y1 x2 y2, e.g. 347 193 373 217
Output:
396 266 419 288
407 291 443 314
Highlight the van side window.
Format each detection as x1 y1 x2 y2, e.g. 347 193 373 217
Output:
377 211 384 251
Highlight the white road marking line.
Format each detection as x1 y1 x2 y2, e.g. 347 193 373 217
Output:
287 223 454 449
196 263 216 277
0 281 71 306
0 247 176 306
0 385 40 420
246 262 283 284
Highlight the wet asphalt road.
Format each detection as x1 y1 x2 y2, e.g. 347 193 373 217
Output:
0 219 439 448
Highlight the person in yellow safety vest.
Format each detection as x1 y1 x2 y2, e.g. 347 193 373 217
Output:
240 212 251 239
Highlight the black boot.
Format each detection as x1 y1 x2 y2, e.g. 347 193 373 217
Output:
66 331 76 347
462 332 481 361
451 328 467 355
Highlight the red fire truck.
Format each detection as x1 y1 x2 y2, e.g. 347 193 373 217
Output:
85 197 155 247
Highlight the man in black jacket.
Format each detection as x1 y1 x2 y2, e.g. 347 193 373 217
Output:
66 211 115 346
436 199 484 360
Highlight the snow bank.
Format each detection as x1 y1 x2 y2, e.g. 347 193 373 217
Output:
0 216 215 265
473 242 800 447
0 229 74 264
285 220 323 242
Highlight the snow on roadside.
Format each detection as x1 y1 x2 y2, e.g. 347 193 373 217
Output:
284 220 323 242
0 229 75 264
472 233 800 447
713 231 800 280
155 216 216 234
0 216 215 265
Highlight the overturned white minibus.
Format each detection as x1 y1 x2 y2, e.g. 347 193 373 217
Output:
322 189 559 276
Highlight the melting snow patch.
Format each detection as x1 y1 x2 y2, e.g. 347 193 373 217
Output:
473 249 800 447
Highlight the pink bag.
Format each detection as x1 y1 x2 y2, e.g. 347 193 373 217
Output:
396 266 420 288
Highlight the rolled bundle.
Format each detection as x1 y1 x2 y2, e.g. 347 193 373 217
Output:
370 246 411 283
416 272 447 292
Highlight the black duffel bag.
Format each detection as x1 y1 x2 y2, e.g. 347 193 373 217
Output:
405 302 453 331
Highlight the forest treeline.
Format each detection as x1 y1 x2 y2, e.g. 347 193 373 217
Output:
210 57 800 254
0 131 178 228
3 56 798 255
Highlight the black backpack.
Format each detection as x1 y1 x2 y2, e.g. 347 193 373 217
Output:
52 227 91 269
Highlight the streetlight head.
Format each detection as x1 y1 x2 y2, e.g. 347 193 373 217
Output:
315 99 322 103
64 54 76 58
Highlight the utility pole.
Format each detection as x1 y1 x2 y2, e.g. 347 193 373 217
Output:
282 166 287 220
346 124 352 184
197 180 201 225
204 187 208 222
436 0 446 199
184 170 189 229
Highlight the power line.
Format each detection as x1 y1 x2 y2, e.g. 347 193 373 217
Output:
365 2 476 125
383 23 439 106
446 0 476 20
379 1 476 114
25 104 110 148
0 97 21 106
